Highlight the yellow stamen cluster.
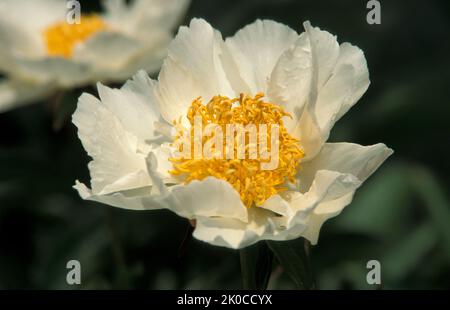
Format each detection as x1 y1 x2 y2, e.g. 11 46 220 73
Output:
44 15 107 58
169 93 304 208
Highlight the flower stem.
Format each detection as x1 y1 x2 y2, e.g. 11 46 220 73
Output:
267 238 315 289
240 242 273 290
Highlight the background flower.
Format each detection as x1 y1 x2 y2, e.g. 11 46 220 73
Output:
0 0 190 112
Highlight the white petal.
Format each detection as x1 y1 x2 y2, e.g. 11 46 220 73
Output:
267 31 312 130
303 21 340 91
146 144 179 185
74 180 167 210
314 43 370 137
285 22 370 160
152 18 234 124
96 71 162 142
193 208 276 249
289 22 339 160
301 192 354 244
74 149 178 210
299 142 393 191
305 22 368 135
292 143 393 244
0 79 53 113
163 177 248 222
193 170 361 249
291 107 324 161
332 43 370 120
268 21 341 160
225 19 298 94
278 170 361 245
72 93 151 195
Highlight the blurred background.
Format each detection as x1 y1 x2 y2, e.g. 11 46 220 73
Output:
0 0 449 289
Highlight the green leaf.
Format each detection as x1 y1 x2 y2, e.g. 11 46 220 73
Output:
240 241 273 290
409 165 450 260
267 238 315 289
382 221 437 284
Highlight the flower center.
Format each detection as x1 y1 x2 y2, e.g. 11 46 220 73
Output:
169 93 304 208
43 15 107 58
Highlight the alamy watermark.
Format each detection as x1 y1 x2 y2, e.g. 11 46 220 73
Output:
366 260 381 285
366 0 381 25
172 115 281 171
66 0 81 24
66 259 81 285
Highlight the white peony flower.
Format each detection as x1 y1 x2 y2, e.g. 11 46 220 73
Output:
73 18 393 249
0 0 189 112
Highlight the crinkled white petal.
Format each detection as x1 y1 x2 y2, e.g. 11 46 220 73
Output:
74 149 174 211
291 107 324 161
72 72 177 195
268 22 341 160
192 170 361 249
301 192 354 244
158 176 249 222
268 170 361 243
294 143 393 244
73 92 150 195
290 22 339 160
304 22 340 90
152 18 234 124
268 31 312 130
74 180 166 210
193 208 277 249
96 71 162 142
299 142 393 191
76 169 249 224
224 19 298 95
276 22 370 160
314 42 370 139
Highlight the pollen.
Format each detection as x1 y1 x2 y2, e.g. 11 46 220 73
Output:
43 15 108 58
169 93 304 208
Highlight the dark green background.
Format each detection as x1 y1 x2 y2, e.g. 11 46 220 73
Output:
0 0 449 289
